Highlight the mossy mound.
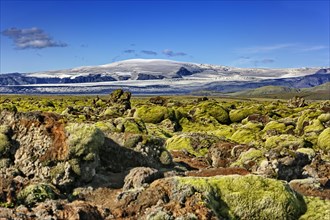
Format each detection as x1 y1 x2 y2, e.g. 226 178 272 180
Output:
296 110 323 134
318 113 330 123
296 148 316 160
0 125 10 156
179 117 220 132
263 121 288 134
134 105 175 124
209 124 235 139
165 133 220 157
299 196 330 220
229 107 260 123
230 148 265 168
317 128 330 151
230 128 260 146
304 119 324 133
178 174 306 219
264 134 304 150
146 123 173 139
66 123 105 160
18 183 56 206
113 117 147 134
192 101 230 124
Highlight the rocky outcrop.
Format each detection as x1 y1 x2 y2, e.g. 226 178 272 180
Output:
0 93 329 219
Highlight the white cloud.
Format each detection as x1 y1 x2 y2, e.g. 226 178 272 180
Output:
2 27 67 49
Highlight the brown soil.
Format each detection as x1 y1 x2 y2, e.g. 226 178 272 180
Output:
170 150 209 170
186 167 250 177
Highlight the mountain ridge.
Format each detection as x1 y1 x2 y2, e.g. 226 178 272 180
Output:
0 59 329 95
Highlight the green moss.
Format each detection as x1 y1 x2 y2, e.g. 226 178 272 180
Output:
18 183 56 206
0 103 17 112
296 110 323 134
66 123 105 160
296 148 316 160
299 196 330 220
123 134 143 148
0 133 9 156
95 121 117 133
179 117 219 132
231 148 265 168
317 128 330 151
124 118 147 133
146 123 173 139
230 129 258 145
264 135 304 150
263 121 287 134
243 121 263 131
159 150 172 165
318 113 330 123
178 175 305 219
166 133 219 157
69 158 81 176
229 107 259 123
194 101 229 124
0 125 10 156
95 99 107 108
304 119 324 134
0 158 11 169
134 105 174 124
50 163 66 180
209 125 235 139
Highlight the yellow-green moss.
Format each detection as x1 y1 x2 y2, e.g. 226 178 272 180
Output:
179 117 219 132
18 183 56 206
178 175 305 219
231 148 265 168
146 123 173 139
159 150 172 165
0 125 10 156
209 125 235 139
264 135 304 150
317 128 330 151
296 110 323 134
194 101 229 124
304 119 324 133
230 129 258 145
318 113 330 123
299 196 330 220
134 105 174 124
229 107 260 123
263 121 287 134
66 123 105 160
95 121 116 132
166 133 219 157
50 163 66 180
296 148 316 159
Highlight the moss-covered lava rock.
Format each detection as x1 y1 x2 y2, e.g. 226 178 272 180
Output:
178 174 306 219
166 133 220 157
317 128 330 151
18 183 57 206
66 123 105 160
134 105 175 124
0 125 10 156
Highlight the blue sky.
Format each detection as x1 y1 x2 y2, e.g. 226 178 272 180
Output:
0 0 329 73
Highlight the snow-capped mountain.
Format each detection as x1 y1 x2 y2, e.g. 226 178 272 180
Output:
0 59 329 94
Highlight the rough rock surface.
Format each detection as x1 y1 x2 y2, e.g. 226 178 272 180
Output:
0 93 329 219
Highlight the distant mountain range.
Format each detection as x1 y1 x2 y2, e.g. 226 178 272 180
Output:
0 59 329 95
